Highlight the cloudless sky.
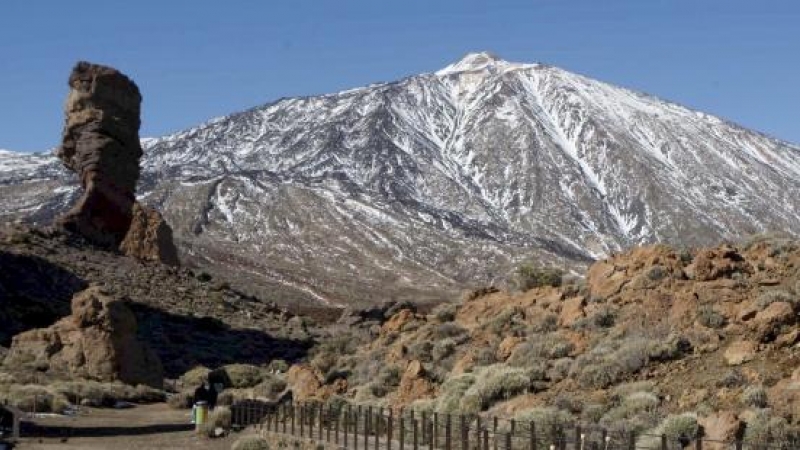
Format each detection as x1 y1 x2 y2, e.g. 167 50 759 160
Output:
2 0 799 152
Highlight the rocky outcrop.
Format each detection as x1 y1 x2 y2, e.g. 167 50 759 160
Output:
56 62 143 247
119 202 179 266
4 286 163 387
54 61 178 265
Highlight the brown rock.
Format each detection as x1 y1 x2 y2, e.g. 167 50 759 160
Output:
381 309 417 335
698 411 744 450
119 202 179 266
687 246 751 281
750 301 796 341
55 61 178 265
56 62 143 247
723 340 758 366
393 360 435 408
558 296 586 327
496 336 522 361
5 286 163 387
286 364 323 401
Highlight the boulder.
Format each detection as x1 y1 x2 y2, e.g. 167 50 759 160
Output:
698 411 744 450
119 202 179 266
285 365 323 401
55 61 178 265
5 286 163 387
56 62 143 247
393 360 435 407
687 246 751 281
723 340 758 366
750 301 796 342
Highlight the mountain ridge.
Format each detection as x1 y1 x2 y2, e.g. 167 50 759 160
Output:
2 53 800 307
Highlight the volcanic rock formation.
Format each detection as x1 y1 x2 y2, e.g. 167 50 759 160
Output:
56 61 143 246
5 285 164 388
54 61 177 265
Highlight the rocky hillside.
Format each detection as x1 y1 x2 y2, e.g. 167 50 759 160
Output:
0 224 315 378
283 234 800 444
2 53 800 308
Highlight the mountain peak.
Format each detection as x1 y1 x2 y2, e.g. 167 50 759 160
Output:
436 51 534 76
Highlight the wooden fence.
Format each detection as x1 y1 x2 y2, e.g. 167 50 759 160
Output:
231 400 799 450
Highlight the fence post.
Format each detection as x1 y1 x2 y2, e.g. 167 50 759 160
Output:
322 404 327 441
483 428 489 450
506 431 512 450
446 414 452 450
414 419 420 450
575 426 582 450
558 425 566 450
365 406 370 450
355 405 360 450
660 434 667 450
375 408 380 450
434 412 440 449
461 415 468 450
291 403 296 436
695 428 703 450
627 431 635 450
400 415 406 450
530 422 537 450
388 409 394 450
494 417 499 450
344 405 350 448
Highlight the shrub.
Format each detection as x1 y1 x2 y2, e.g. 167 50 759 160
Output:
461 365 531 413
509 407 572 430
434 374 476 414
3 385 68 413
486 306 527 335
217 364 265 389
232 435 271 450
547 358 572 383
717 369 745 388
200 406 232 437
168 391 194 409
432 322 467 340
253 376 287 399
432 339 457 361
757 290 797 309
741 385 768 408
471 347 497 368
433 303 457 322
659 413 699 441
407 341 433 363
528 313 559 333
507 334 574 365
514 264 563 291
697 305 726 329
180 366 211 388
591 308 616 328
742 409 795 444
266 359 290 373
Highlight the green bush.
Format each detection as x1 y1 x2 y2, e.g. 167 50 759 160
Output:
2 385 69 413
253 376 287 399
168 391 194 409
741 385 768 408
659 413 699 440
433 374 476 414
697 305 727 329
432 338 457 361
461 364 531 413
507 334 574 365
232 435 271 450
433 303 458 322
217 364 265 388
200 406 232 437
514 264 563 291
180 366 211 388
757 290 797 309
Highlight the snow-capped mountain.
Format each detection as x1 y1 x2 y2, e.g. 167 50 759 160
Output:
3 52 800 307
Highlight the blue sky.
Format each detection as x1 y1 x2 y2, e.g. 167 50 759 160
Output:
2 0 799 152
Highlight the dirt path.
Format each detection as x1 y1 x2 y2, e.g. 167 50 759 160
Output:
13 403 243 449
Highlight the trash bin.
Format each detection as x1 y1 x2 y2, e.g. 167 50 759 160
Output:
194 401 208 432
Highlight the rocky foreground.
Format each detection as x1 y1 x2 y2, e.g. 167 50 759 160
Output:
275 234 800 445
